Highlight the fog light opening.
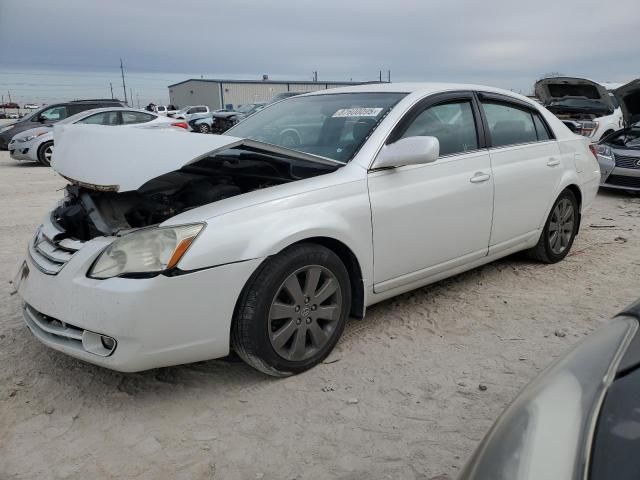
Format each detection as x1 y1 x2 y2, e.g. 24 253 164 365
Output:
100 335 116 351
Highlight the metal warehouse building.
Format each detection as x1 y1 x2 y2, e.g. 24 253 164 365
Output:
168 78 373 110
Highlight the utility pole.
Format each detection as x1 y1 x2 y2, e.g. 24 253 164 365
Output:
110 82 114 99
312 71 318 82
120 58 128 105
136 93 140 109
130 88 133 107
8 90 12 104
388 70 391 83
379 70 382 82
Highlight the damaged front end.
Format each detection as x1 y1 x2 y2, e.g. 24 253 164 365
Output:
31 125 341 276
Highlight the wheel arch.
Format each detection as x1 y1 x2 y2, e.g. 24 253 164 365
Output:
287 236 366 319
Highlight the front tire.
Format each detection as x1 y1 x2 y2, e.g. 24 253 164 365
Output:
527 189 579 263
232 243 351 376
198 123 210 134
37 141 54 166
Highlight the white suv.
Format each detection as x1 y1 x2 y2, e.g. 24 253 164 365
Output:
535 77 624 142
173 105 210 121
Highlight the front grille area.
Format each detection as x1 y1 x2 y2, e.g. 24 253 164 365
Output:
29 216 84 275
605 175 640 189
614 154 640 169
23 303 117 357
23 303 84 346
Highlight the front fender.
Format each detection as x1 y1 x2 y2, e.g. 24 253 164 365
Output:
176 179 374 287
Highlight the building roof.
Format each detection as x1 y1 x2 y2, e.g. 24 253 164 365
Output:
168 78 379 88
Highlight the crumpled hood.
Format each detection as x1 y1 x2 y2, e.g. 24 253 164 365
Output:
534 77 613 109
52 124 246 192
52 124 340 192
614 78 640 126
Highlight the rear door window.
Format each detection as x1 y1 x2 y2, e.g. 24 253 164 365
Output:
482 102 538 147
77 111 121 125
121 111 155 124
532 113 551 141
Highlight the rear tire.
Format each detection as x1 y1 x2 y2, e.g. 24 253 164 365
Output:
232 243 351 376
526 189 579 263
198 123 210 134
37 141 54 166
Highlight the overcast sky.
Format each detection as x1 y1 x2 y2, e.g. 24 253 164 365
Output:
1 0 638 104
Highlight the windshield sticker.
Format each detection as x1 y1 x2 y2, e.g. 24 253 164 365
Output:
332 107 383 118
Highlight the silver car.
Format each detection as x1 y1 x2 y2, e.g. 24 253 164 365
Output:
460 299 640 480
597 79 640 190
9 108 186 166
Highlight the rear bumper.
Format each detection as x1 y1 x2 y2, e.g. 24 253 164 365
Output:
15 234 263 372
599 162 640 191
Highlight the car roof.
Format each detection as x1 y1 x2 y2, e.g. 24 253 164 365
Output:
305 82 533 102
60 107 158 124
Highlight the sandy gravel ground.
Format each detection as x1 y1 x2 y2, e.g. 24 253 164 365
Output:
0 147 639 480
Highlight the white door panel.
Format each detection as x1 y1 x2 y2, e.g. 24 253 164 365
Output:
368 150 494 287
488 141 562 246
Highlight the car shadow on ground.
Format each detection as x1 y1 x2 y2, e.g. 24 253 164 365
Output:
0 159 45 168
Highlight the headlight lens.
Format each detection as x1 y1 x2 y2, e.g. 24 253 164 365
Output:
597 144 614 160
88 224 204 279
17 130 48 143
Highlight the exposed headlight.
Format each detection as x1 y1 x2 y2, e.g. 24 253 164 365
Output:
88 224 204 279
597 144 614 160
17 130 48 143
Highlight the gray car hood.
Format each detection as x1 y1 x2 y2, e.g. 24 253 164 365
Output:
534 77 614 109
614 79 640 126
52 124 340 192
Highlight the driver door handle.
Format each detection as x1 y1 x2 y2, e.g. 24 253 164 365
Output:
547 157 560 167
470 172 491 183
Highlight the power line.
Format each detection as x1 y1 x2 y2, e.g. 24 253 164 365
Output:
120 58 128 105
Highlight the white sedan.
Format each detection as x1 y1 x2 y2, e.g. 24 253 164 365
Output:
8 107 188 166
14 83 600 375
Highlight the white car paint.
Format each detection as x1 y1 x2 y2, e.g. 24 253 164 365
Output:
15 82 600 372
154 105 168 115
535 77 624 142
173 105 210 121
9 107 186 164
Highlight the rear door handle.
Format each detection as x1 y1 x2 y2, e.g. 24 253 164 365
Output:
470 172 491 183
547 157 560 167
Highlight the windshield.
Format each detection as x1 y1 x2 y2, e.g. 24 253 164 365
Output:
236 103 264 114
226 92 406 162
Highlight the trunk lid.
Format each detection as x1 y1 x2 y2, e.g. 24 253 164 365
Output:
534 77 614 109
52 124 340 192
614 78 640 126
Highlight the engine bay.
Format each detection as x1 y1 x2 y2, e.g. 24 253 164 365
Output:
53 149 339 241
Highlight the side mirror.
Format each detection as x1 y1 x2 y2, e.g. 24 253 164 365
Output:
38 115 47 123
372 136 440 169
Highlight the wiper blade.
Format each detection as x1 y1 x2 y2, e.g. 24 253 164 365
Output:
241 138 345 167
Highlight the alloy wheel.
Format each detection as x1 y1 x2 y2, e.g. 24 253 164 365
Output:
268 265 342 361
44 145 53 163
549 198 575 255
